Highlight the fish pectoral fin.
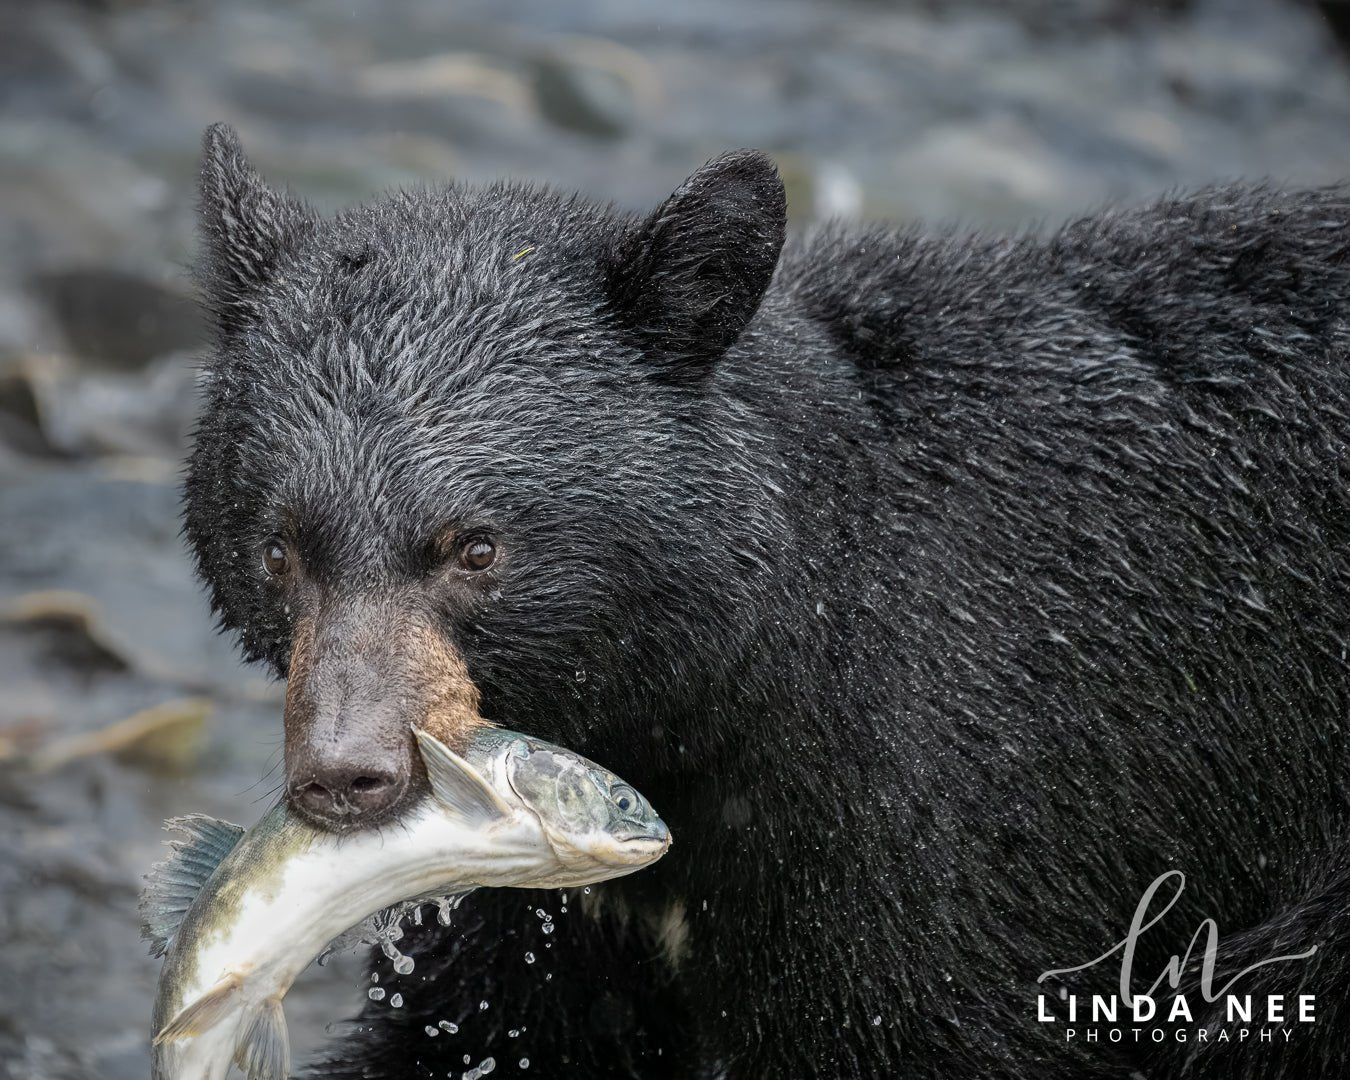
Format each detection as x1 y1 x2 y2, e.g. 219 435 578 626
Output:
414 726 512 823
140 814 245 957
153 972 243 1045
233 997 290 1080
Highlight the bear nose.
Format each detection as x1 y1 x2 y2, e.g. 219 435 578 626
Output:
286 752 409 830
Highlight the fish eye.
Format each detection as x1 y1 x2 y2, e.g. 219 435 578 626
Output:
611 785 640 813
261 536 289 576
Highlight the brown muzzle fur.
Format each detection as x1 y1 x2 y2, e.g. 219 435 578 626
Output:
283 587 485 830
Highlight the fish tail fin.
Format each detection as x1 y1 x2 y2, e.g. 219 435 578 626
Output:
153 972 243 1045
233 996 290 1080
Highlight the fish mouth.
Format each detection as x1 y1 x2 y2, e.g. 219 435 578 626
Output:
538 824 672 869
623 832 672 859
611 822 672 864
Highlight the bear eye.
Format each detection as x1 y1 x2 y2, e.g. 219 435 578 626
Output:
261 537 290 576
457 536 497 573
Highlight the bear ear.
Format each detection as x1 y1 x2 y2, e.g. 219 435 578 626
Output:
608 150 786 382
197 123 313 329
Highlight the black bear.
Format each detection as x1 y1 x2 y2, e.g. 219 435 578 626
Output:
184 122 1350 1079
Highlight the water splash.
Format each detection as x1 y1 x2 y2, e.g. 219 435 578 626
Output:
317 894 469 965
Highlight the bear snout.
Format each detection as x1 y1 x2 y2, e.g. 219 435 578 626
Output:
287 737 409 828
282 591 485 831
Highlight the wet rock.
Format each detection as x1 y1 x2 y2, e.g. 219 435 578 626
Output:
0 472 262 694
528 50 637 139
1 601 130 679
892 116 1069 226
26 269 204 373
22 350 201 459
0 121 180 270
25 697 212 774
0 363 62 459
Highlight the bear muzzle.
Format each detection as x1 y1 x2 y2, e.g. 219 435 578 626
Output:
282 591 485 832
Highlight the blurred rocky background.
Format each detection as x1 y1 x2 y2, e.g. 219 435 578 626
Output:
2 0 1350 1076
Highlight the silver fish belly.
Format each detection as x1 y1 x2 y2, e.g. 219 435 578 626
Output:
142 727 670 1080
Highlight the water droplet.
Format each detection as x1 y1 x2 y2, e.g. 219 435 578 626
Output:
479 1000 489 1011
439 1020 459 1034
541 923 554 935
390 993 403 1008
545 973 553 981
393 954 415 975
368 987 386 1001
583 887 591 894
371 973 380 983
508 1029 519 1038
519 1059 529 1070
524 952 536 964
480 1057 495 1074
872 1015 882 1026
574 668 587 683
425 1025 439 1037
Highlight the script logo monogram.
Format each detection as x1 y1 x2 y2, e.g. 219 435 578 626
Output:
1038 870 1317 1004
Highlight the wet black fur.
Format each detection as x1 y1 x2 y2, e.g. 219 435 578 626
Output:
184 123 1350 1078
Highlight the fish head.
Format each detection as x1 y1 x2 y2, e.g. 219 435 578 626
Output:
493 736 671 878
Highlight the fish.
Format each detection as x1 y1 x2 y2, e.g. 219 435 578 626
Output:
141 727 670 1080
